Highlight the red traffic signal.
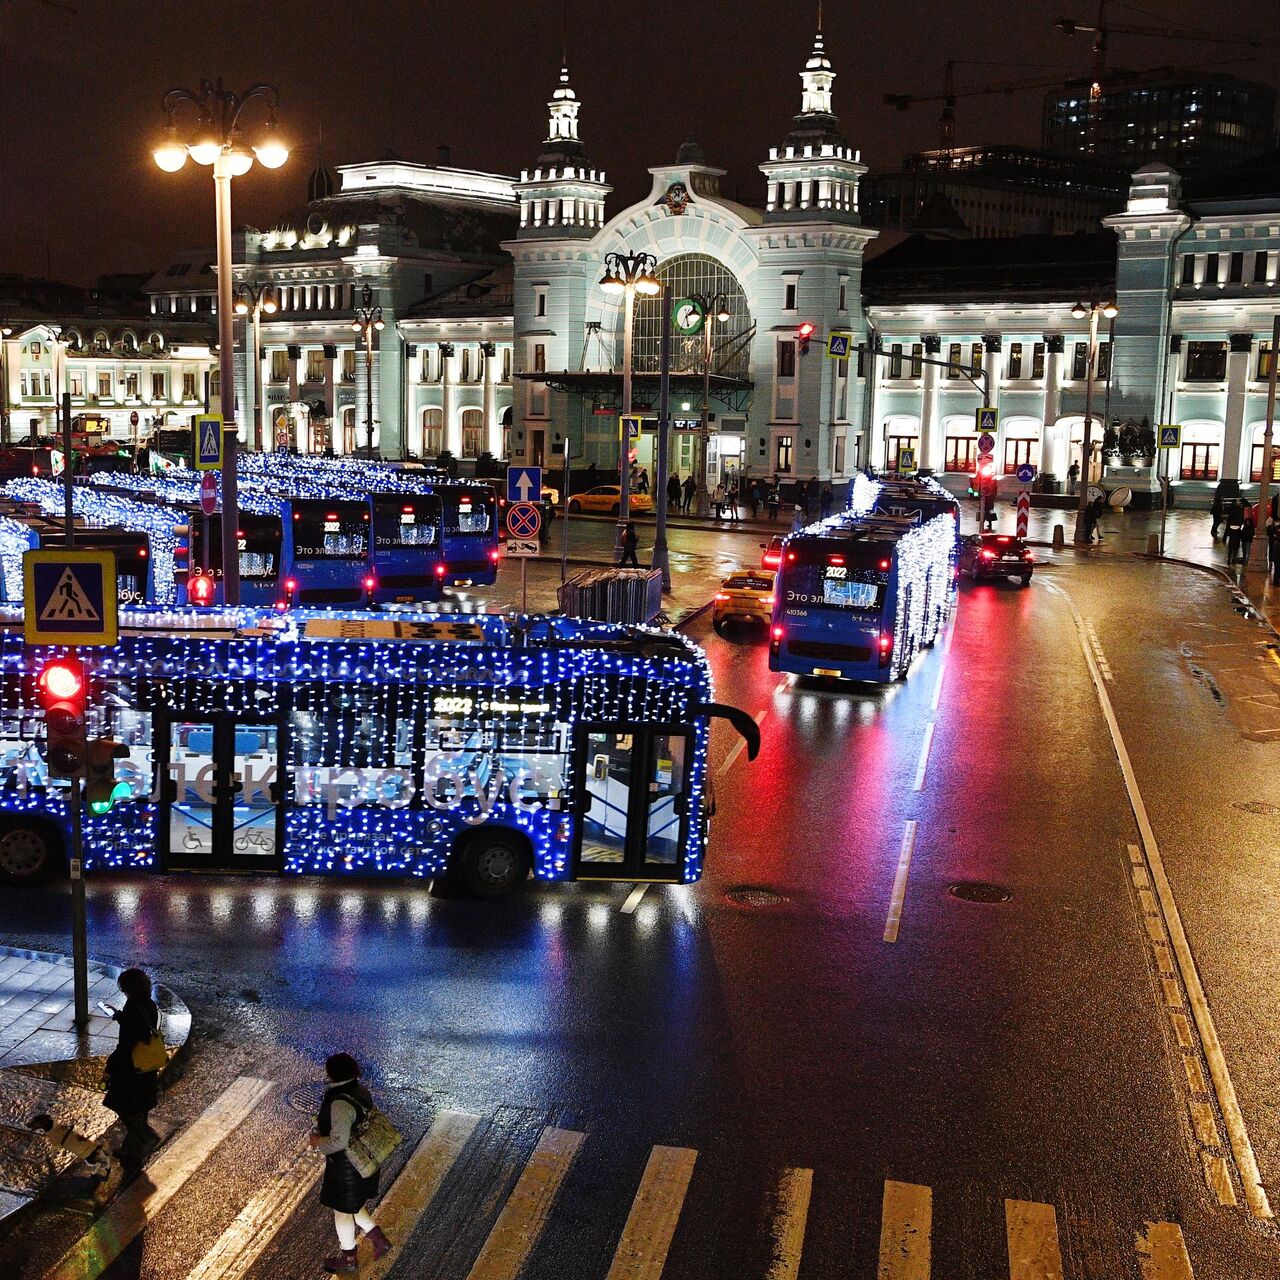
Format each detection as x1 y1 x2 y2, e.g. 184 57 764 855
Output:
797 321 816 354
37 657 87 779
187 572 216 607
976 458 996 479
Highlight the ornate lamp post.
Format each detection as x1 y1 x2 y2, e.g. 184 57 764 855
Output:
233 283 277 453
0 323 11 447
351 284 384 458
1070 295 1118 546
690 292 732 518
599 251 660 554
152 79 288 604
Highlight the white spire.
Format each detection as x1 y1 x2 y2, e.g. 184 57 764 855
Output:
546 65 580 145
800 30 834 116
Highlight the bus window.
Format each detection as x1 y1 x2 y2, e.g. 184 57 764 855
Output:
644 733 687 866
582 731 632 864
781 543 886 612
292 502 369 559
372 494 439 548
442 489 493 534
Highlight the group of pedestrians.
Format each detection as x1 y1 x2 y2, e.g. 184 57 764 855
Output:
1211 490 1264 565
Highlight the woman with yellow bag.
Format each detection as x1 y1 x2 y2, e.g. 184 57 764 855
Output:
102 967 165 1170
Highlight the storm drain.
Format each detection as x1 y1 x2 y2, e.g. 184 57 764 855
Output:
726 886 787 908
948 881 1012 904
285 1083 326 1115
1234 800 1280 816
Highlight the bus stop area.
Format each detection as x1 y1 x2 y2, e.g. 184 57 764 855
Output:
0 948 190 1226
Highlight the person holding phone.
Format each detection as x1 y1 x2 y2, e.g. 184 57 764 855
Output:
102 968 161 1170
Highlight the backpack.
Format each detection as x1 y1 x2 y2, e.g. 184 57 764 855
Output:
345 1098 403 1179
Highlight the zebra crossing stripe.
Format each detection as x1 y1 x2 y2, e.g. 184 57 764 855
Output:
185 1142 321 1280
359 1109 482 1278
1004 1200 1063 1280
43 1076 274 1280
878 1180 932 1280
1136 1222 1195 1280
763 1167 813 1280
604 1145 698 1280
464 1126 585 1280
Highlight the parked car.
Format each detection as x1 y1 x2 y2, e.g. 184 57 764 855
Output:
566 486 655 515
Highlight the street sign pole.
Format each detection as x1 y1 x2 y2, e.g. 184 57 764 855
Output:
521 556 528 614
62 392 73 546
561 437 571 586
1160 442 1169 557
1248 313 1280 572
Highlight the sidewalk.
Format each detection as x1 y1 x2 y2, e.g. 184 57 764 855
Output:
0 946 191 1224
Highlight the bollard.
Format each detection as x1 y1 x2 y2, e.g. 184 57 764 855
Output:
1147 533 1160 555
1052 524 1065 548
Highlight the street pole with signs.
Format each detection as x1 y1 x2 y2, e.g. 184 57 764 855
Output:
1248 313 1280 571
652 284 673 591
1157 424 1181 557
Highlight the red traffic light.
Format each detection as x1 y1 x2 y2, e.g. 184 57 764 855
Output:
188 573 216 607
797 322 815 339
37 657 87 779
38 660 83 704
977 459 995 479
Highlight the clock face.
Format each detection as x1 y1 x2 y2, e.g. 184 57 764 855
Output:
673 300 704 334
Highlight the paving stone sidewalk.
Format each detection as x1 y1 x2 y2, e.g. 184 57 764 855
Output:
0 946 190 1224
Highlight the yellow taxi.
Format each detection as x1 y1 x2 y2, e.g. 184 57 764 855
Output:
566 485 655 515
712 568 777 633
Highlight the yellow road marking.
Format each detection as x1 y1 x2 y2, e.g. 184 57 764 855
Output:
1171 1014 1194 1049
186 1141 320 1280
605 1145 698 1280
878 1180 932 1280
1202 1153 1237 1206
763 1167 813 1280
360 1109 481 1279
1136 1222 1195 1279
44 1076 274 1280
465 1127 584 1280
883 821 918 944
1004 1199 1063 1280
1183 1057 1208 1094
1189 1101 1218 1148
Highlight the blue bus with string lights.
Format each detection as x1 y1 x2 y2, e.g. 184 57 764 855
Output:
0 607 758 895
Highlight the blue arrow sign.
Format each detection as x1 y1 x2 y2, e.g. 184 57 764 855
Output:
23 549 119 646
1016 463 1037 484
507 466 542 504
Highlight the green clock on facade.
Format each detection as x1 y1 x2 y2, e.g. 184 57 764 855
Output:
673 298 705 335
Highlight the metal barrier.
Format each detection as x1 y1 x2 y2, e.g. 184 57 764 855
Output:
557 568 664 624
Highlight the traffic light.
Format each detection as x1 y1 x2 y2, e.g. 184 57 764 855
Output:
37 657 87 779
85 738 129 814
187 571 216 607
797 322 815 355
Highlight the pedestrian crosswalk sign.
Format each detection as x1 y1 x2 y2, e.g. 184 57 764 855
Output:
1158 424 1181 449
896 446 917 473
976 406 998 433
23 549 118 646
194 414 224 471
619 415 643 441
826 331 853 359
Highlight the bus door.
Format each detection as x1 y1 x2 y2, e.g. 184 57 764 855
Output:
572 725 689 881
161 713 283 872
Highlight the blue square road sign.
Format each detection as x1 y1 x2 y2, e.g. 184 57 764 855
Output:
507 466 543 504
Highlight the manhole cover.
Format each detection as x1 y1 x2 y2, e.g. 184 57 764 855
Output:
726 887 786 908
948 881 1012 904
1234 800 1280 816
284 1083 325 1115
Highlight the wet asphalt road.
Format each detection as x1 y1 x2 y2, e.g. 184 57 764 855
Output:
2 553 1280 1277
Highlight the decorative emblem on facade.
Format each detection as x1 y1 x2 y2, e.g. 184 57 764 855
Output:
662 182 690 215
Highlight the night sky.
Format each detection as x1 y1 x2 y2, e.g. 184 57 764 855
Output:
4 0 1279 286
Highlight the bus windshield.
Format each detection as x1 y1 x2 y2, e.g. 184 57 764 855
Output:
292 501 369 560
441 488 494 534
199 514 282 581
371 493 440 548
780 540 888 611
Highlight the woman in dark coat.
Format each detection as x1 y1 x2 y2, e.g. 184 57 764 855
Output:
309 1053 390 1274
102 967 161 1168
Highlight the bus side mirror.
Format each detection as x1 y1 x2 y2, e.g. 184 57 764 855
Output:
700 702 761 762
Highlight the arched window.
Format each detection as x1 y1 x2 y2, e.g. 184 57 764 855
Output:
147 331 164 351
422 407 444 458
121 331 138 354
342 407 356 455
461 409 484 458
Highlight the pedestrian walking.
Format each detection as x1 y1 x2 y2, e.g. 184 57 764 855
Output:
766 484 780 521
29 1113 112 1182
586 462 599 489
791 504 807 532
681 475 695 514
667 472 681 512
636 467 649 495
309 1053 392 1274
1210 485 1225 539
728 483 739 521
619 521 640 567
820 483 834 520
1089 494 1107 542
749 478 762 519
102 967 163 1170
712 482 726 519
1066 461 1080 495
1242 501 1257 564
1224 499 1245 562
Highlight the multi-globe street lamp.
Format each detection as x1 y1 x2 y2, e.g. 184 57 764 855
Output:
1070 295 1118 546
351 285 385 459
233 284 277 453
152 79 288 605
599 251 660 554
690 292 732 518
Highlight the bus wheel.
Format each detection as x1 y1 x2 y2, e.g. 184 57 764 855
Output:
452 831 531 899
0 821 60 885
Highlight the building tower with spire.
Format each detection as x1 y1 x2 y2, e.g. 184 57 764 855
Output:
760 20 866 222
513 64 611 237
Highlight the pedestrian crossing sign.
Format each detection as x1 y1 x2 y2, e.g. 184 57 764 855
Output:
976 406 998 433
896 446 917 473
1158 424 1182 449
194 414 224 471
826 331 853 359
23 549 118 646
619 415 643 441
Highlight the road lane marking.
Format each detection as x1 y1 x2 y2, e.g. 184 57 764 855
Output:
186 1141 320 1280
878 1179 931 1279
883 821 918 944
1203 1153 1237 1206
360 1109 481 1278
944 622 956 654
465 1126 585 1280
717 707 769 776
1048 581 1272 1220
763 1167 813 1280
1135 1221 1195 1279
605 1145 697 1280
620 885 649 914
913 723 935 791
44 1076 274 1280
1004 1200 1063 1280
930 663 946 712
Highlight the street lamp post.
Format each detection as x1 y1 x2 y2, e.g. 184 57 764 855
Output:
692 293 731 519
599 251 660 556
233 283 278 453
0 324 11 447
1249 313 1280 572
351 284 384 459
1071 295 1118 546
152 79 288 605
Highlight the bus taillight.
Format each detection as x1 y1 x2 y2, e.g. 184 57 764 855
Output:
489 548 500 563
435 563 447 578
878 632 893 667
